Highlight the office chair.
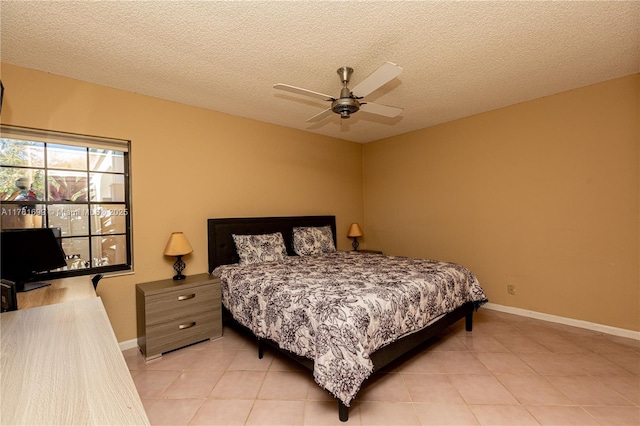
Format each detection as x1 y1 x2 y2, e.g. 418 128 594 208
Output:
91 274 104 290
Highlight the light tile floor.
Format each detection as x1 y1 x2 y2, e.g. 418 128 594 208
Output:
124 309 640 425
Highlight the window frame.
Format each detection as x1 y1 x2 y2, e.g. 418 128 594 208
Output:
0 125 133 279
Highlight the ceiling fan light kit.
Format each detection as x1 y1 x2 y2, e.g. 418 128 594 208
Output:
274 62 404 122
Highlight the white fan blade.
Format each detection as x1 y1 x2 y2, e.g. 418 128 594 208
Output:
306 108 334 123
351 62 403 98
360 102 404 118
274 83 333 101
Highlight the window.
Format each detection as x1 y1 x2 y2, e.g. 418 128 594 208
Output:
0 125 132 278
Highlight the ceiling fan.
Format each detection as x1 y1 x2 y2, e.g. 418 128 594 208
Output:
274 62 404 122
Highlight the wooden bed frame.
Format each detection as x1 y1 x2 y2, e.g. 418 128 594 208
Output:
207 215 478 422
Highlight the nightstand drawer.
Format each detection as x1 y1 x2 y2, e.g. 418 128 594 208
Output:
145 309 219 357
145 284 217 325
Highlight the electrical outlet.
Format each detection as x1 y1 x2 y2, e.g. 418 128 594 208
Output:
507 284 516 295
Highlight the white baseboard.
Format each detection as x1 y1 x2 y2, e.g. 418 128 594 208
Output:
119 338 138 351
116 305 639 349
483 303 640 341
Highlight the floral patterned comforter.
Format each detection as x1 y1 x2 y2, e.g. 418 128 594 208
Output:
212 251 487 406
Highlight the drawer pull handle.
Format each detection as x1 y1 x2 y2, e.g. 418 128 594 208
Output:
179 322 196 330
177 294 196 301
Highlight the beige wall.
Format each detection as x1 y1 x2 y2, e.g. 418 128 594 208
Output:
2 63 637 338
0 64 364 341
364 74 639 332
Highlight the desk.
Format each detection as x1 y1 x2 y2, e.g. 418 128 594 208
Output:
17 275 96 309
0 297 150 425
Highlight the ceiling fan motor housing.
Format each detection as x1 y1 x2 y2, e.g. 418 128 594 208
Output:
332 86 360 118
332 97 360 118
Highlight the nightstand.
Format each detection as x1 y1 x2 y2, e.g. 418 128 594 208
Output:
354 249 383 254
136 273 222 360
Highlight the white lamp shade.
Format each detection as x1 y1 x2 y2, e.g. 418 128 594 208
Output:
347 223 363 238
163 232 193 256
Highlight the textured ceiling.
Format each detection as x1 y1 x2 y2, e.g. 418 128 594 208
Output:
1 1 638 143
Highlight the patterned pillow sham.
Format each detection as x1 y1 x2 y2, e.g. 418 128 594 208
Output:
293 226 336 256
232 232 288 265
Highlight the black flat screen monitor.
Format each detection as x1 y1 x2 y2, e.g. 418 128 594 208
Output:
0 228 67 292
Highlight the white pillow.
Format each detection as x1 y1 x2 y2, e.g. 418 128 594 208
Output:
293 226 336 256
232 232 287 264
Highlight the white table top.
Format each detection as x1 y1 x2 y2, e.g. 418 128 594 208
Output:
16 275 96 310
1 297 149 425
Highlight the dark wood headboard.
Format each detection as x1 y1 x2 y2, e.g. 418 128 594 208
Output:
207 215 337 272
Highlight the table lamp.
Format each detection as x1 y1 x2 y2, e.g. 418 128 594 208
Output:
347 223 363 251
163 232 193 280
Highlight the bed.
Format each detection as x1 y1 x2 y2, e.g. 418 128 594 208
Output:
207 215 488 422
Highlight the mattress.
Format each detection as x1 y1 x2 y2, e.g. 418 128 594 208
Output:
212 251 488 406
